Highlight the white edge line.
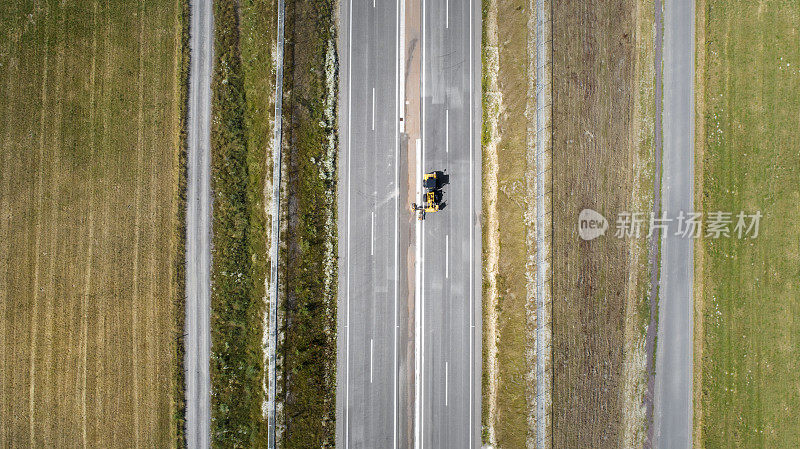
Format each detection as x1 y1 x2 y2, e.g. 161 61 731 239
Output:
468 0 475 442
394 0 402 445
445 109 449 153
399 0 406 132
371 211 375 256
414 137 422 449
372 87 376 130
445 234 449 278
445 362 449 407
370 338 374 383
345 0 353 445
419 0 426 444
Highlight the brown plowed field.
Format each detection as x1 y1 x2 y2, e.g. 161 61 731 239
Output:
551 0 654 447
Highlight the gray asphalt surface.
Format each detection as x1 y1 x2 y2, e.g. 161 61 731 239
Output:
336 0 410 446
185 1 213 448
337 0 480 446
653 0 694 447
419 0 481 445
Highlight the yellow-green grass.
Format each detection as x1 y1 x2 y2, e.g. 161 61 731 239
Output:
208 0 275 445
240 0 277 441
279 0 339 444
697 1 800 447
481 0 534 445
0 0 184 447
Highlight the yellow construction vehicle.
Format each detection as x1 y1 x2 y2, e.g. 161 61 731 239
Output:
412 171 446 219
422 171 440 191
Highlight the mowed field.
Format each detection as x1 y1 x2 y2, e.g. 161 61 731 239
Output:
696 1 800 447
0 1 184 447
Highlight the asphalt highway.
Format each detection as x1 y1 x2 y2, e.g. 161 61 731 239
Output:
653 0 695 447
336 0 481 445
336 0 409 446
185 0 213 448
418 0 481 445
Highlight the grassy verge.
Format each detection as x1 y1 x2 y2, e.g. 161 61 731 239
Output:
208 0 271 446
692 0 706 446
278 0 338 445
480 0 502 441
697 2 800 447
622 0 657 445
480 0 534 445
239 0 277 441
479 0 495 436
0 1 183 446
175 0 190 446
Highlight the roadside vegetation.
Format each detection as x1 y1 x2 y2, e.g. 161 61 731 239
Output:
481 0 537 445
176 0 191 446
695 1 800 447
0 0 184 447
239 0 278 441
278 0 339 445
208 0 275 446
208 0 337 445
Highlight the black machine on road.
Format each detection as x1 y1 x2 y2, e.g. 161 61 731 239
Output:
412 170 448 220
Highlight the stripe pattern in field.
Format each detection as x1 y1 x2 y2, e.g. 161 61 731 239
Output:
0 1 183 447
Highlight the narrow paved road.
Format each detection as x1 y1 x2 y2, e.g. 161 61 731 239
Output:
653 0 695 447
419 0 481 445
185 1 213 448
